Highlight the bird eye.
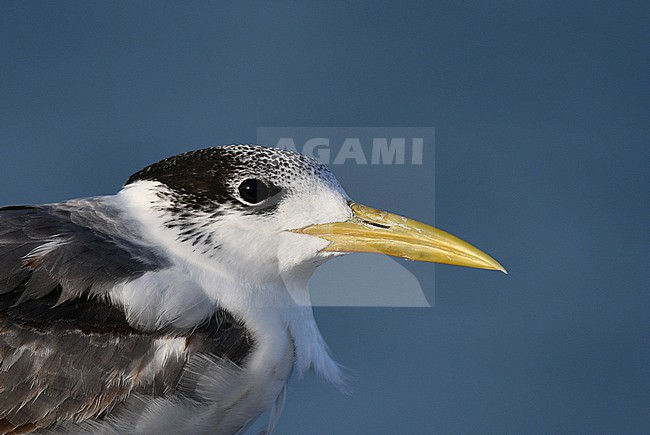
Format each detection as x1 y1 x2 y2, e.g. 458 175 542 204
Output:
238 179 271 204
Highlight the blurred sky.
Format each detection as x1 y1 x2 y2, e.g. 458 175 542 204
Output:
1 1 648 433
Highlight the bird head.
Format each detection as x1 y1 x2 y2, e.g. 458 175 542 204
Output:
124 144 505 291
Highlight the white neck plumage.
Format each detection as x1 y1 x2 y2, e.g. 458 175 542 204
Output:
114 180 347 390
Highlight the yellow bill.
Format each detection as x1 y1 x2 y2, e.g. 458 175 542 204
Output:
293 203 506 273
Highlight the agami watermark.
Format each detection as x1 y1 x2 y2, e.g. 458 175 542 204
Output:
257 127 433 165
256 127 435 307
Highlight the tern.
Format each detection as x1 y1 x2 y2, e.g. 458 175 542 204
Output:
0 144 505 433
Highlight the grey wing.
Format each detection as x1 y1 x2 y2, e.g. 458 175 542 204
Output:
0 202 253 433
0 200 169 303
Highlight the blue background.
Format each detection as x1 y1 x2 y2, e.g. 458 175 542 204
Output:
1 2 648 433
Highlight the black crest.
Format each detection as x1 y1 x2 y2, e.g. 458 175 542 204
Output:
126 147 235 205
125 145 296 212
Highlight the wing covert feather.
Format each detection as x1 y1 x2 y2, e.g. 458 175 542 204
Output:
0 202 254 432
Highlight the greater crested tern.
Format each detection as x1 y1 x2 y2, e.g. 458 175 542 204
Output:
0 144 505 433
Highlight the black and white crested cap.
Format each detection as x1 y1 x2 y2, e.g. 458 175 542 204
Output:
125 144 345 211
